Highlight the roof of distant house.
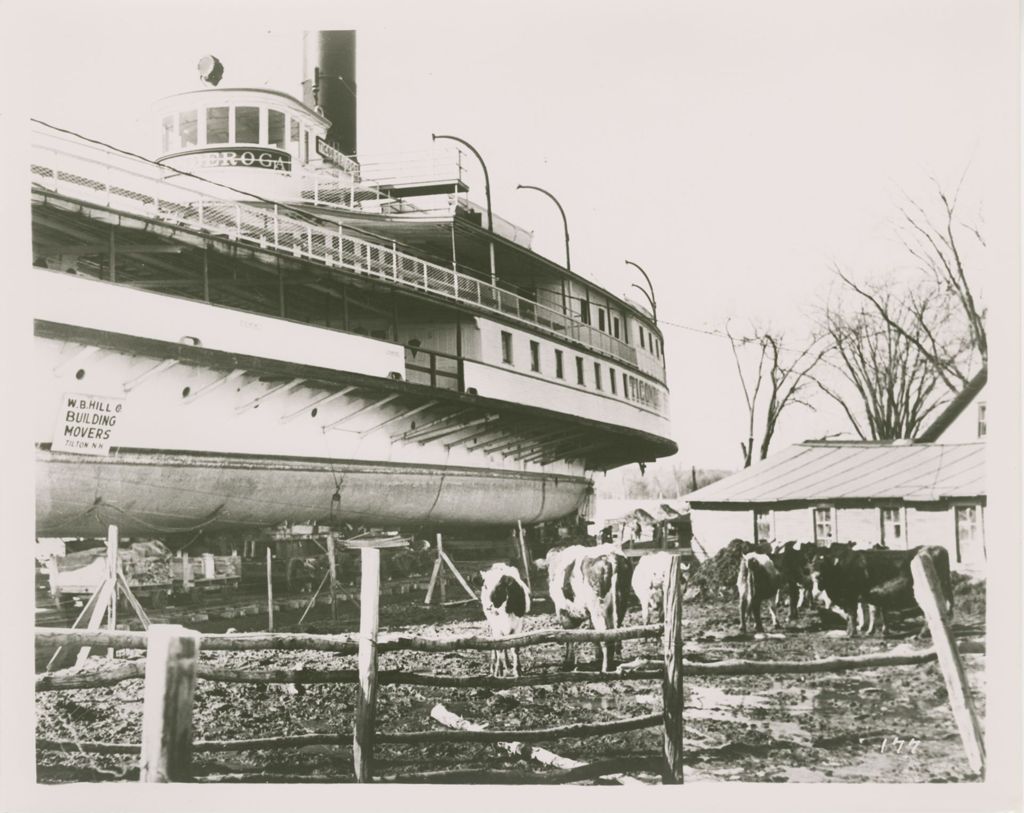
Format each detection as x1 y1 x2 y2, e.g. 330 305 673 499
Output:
685 441 985 507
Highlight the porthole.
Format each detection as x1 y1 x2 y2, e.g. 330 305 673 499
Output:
311 407 318 418
75 369 85 380
181 386 191 398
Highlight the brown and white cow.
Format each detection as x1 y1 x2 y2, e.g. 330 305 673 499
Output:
480 562 531 677
736 552 784 633
543 544 632 672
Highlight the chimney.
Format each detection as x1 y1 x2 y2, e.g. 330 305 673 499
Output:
302 30 357 157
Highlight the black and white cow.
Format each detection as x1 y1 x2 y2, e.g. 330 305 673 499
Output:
479 563 531 677
543 544 632 672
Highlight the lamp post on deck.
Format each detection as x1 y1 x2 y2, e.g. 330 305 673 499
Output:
432 133 496 286
625 260 657 324
516 184 571 273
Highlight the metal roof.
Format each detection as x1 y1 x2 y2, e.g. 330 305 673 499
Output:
685 442 985 507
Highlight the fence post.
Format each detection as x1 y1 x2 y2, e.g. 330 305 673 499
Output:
661 553 684 783
266 546 275 632
911 552 985 775
139 624 200 782
353 545 382 782
327 533 338 621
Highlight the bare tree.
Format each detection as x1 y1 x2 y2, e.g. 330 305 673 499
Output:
814 282 950 440
726 323 824 466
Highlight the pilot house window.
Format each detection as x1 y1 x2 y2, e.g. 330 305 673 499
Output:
268 110 286 149
207 106 229 144
178 110 198 149
235 107 260 144
529 340 540 372
575 356 585 386
161 116 175 153
501 331 514 364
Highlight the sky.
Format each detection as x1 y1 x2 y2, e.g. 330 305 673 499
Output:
10 0 1019 469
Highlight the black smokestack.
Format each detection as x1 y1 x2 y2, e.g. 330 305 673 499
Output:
302 31 357 157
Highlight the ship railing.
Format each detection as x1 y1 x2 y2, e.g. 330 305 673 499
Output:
30 124 639 369
404 345 463 391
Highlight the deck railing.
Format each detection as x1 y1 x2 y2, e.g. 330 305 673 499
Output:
30 123 640 370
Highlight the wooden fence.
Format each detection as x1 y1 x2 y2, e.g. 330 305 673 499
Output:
34 550 985 782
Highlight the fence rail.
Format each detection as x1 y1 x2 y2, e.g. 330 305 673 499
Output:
31 123 641 370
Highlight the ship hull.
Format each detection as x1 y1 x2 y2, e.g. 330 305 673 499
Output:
36 448 591 536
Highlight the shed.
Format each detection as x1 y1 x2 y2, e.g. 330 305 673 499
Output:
685 441 986 573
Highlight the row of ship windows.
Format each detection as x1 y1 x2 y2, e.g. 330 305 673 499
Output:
577 301 662 358
499 330 661 409
161 106 319 159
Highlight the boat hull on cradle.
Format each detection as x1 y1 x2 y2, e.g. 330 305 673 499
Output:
36 448 590 536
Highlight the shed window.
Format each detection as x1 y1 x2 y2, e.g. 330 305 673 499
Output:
554 349 564 380
813 507 835 544
575 356 585 386
530 340 540 372
179 110 198 148
881 508 903 546
235 106 260 144
206 106 229 144
268 110 286 149
501 331 514 365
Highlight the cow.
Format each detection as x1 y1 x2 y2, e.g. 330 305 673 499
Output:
479 563 531 677
769 540 816 620
631 551 678 625
542 544 632 672
736 552 785 633
810 544 954 636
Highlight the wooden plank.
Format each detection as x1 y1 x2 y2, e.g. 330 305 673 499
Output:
353 546 381 782
45 581 109 671
517 520 533 593
911 552 985 775
265 547 274 632
430 704 646 785
661 553 684 784
138 624 200 782
106 525 118 659
440 551 477 602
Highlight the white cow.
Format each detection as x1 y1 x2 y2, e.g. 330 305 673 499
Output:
631 551 676 625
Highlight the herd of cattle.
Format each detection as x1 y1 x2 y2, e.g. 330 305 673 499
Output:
477 540 955 676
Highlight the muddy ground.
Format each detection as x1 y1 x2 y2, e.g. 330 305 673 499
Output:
35 583 985 784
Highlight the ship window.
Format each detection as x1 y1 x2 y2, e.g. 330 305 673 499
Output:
609 368 617 395
613 316 620 340
161 115 175 153
207 106 229 144
268 110 286 149
178 110 198 149
290 118 300 146
594 362 602 391
501 331 514 365
598 309 606 332
301 128 309 163
575 356 585 386
579 301 591 325
639 326 646 350
529 340 540 372
554 349 564 379
235 106 260 144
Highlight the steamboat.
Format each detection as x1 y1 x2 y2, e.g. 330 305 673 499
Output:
31 31 676 538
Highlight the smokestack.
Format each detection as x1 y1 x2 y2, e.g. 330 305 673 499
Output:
302 30 357 157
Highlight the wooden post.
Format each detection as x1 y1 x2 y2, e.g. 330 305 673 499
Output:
266 546 274 632
353 546 381 782
437 533 447 605
106 524 119 659
139 624 200 782
911 552 985 775
661 553 684 783
516 520 533 592
327 533 338 621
